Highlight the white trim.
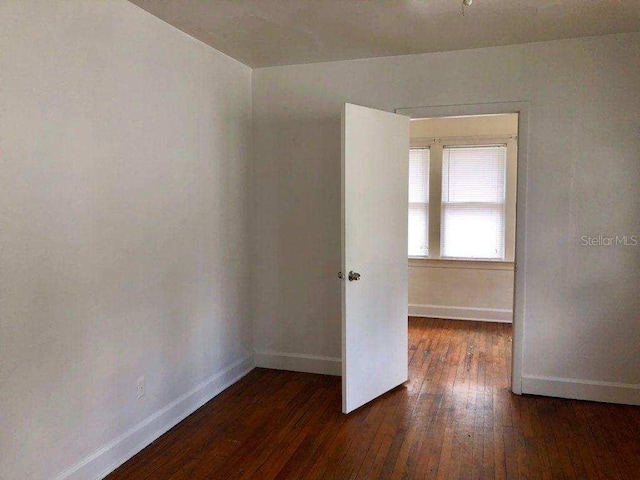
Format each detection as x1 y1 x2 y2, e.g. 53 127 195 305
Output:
522 375 640 406
412 134 515 145
255 350 341 376
409 304 513 323
409 258 514 271
55 354 255 480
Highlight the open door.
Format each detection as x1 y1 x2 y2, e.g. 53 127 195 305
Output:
341 103 409 414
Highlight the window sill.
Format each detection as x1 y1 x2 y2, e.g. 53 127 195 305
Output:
408 257 514 271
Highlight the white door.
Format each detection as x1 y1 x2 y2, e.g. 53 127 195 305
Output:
341 103 409 414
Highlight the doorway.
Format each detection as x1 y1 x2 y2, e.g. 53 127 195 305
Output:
405 112 520 408
397 102 528 395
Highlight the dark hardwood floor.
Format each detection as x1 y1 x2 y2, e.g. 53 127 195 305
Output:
107 318 640 479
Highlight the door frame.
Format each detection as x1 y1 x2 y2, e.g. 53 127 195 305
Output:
396 101 530 395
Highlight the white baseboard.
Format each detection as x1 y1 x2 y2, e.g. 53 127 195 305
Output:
255 350 341 376
522 375 640 406
55 354 255 480
409 304 513 323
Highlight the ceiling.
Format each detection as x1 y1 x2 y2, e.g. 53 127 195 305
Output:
128 0 640 68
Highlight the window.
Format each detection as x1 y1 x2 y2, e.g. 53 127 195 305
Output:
441 146 507 260
407 138 514 262
408 148 430 257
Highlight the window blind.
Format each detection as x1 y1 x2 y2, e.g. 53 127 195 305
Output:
441 145 506 260
408 148 430 257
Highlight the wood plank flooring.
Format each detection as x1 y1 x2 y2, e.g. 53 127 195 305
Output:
106 318 640 479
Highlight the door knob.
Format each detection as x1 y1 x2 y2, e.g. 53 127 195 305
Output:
348 271 361 281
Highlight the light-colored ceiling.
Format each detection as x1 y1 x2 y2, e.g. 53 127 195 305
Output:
129 1 640 68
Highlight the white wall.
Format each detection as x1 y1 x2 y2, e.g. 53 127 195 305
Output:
0 2 253 479
252 34 640 403
410 114 518 138
409 261 514 323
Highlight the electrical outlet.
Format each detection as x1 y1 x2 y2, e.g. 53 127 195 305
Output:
136 376 145 399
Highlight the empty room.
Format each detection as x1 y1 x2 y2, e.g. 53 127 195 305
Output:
1 1 639 479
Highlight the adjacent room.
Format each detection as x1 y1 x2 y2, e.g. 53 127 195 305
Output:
2 1 639 479
407 112 518 398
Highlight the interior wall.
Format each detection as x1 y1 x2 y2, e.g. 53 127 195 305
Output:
409 261 514 322
252 33 640 402
409 115 517 323
410 114 518 138
0 2 253 479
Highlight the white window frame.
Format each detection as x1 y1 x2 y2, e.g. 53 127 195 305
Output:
409 134 518 263
408 147 431 258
